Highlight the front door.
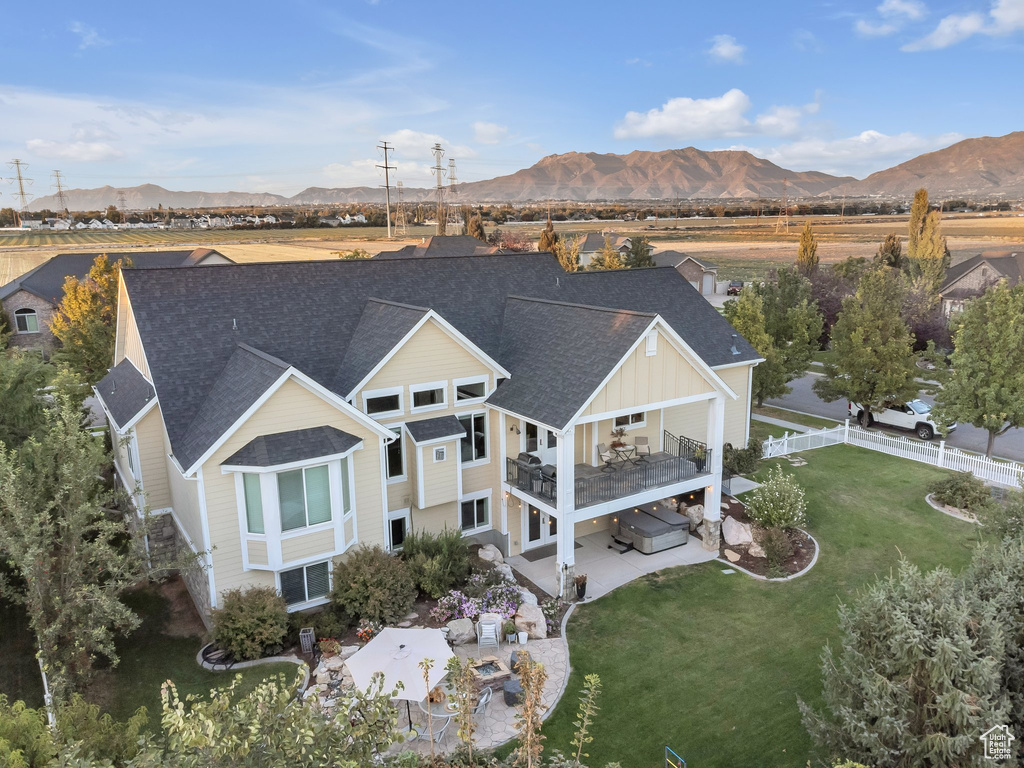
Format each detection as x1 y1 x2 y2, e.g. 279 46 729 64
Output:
524 422 558 465
524 505 558 549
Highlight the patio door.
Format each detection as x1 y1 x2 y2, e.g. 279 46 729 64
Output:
524 422 558 465
524 504 558 549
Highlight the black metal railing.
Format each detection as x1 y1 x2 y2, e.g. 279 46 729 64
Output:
663 430 711 469
506 457 558 505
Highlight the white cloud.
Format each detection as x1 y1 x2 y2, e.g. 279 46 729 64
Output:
856 0 927 37
708 34 745 63
26 139 122 162
879 0 927 20
472 121 508 145
382 128 475 160
730 129 964 177
68 22 109 50
625 57 652 66
903 0 1024 50
856 20 899 36
614 89 818 141
792 29 823 52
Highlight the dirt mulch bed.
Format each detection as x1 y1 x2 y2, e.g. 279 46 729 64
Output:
160 576 208 638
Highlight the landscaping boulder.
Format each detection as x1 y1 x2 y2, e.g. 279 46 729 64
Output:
685 504 705 532
518 586 538 606
724 549 741 563
514 603 547 640
339 645 359 660
321 654 347 672
478 544 504 564
722 516 753 546
446 618 475 646
495 563 515 582
748 541 766 558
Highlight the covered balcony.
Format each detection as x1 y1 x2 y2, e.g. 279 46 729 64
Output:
505 431 711 509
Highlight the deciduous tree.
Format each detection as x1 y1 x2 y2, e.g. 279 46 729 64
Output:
754 268 823 385
552 235 583 273
538 217 558 252
0 350 53 449
795 222 819 277
587 237 623 271
906 188 929 259
813 267 918 425
724 289 785 407
466 212 487 242
934 281 1024 457
873 232 904 270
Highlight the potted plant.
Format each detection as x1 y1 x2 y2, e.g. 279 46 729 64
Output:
504 620 517 644
691 445 707 472
574 573 588 600
319 637 341 657
610 426 627 449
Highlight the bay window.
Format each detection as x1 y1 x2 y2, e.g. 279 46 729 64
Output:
278 465 332 531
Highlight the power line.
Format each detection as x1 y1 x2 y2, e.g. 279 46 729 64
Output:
376 140 396 239
395 181 407 235
8 159 33 223
51 170 70 214
431 143 446 236
116 190 129 220
446 158 461 229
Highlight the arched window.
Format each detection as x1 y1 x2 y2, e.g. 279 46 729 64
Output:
14 308 39 333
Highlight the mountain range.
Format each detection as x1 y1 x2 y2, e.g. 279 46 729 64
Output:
25 132 1024 211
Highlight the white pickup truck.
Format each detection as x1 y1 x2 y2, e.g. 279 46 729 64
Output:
848 399 955 441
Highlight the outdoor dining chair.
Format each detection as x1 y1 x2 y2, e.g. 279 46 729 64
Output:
597 443 617 472
431 715 452 744
476 613 501 653
634 436 652 459
473 686 493 716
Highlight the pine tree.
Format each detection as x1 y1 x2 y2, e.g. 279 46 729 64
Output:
50 254 129 384
538 217 558 252
588 237 624 271
724 289 785 406
800 560 1010 767
813 267 918 424
624 236 654 268
873 232 904 270
796 222 819 277
0 349 54 449
934 281 1024 457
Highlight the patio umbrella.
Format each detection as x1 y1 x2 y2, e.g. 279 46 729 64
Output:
344 627 454 737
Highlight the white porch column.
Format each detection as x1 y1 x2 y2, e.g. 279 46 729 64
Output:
702 394 726 552
555 425 576 596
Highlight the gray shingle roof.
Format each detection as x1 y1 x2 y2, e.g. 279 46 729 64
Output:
222 425 361 468
0 249 231 304
652 250 717 270
405 415 466 444
94 359 156 430
940 249 1024 295
488 298 656 428
121 253 759 466
332 299 428 396
375 235 499 259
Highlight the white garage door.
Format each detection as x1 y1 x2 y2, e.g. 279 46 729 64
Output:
689 280 699 290
702 274 714 294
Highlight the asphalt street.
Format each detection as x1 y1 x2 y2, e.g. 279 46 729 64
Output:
766 372 1024 463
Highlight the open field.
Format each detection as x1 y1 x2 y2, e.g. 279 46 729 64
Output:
2 213 1023 285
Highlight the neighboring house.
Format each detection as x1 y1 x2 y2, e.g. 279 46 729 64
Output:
652 251 719 296
94 252 761 622
0 248 233 352
578 232 653 268
376 235 501 259
938 249 1024 315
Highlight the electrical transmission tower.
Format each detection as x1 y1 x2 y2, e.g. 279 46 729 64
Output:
51 171 70 215
446 158 461 230
775 178 790 234
8 159 33 226
116 190 129 223
376 140 396 238
431 143 446 236
395 181 407 235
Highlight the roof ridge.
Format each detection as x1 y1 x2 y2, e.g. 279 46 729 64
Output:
505 295 657 318
236 342 290 369
565 265 680 276
365 297 431 313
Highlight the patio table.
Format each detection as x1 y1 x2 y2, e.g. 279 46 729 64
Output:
419 682 459 718
613 445 640 467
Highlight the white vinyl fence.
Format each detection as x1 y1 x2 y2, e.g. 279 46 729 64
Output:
763 420 1024 488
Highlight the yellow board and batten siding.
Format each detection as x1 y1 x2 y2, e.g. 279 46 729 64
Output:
200 378 386 600
134 407 171 509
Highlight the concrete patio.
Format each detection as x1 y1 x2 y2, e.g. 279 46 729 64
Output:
508 527 719 598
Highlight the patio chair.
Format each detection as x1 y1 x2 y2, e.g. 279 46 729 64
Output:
597 443 616 472
634 436 652 460
477 613 501 653
473 686 493 716
431 715 452 744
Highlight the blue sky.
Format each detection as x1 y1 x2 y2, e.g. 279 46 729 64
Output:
1 0 1022 197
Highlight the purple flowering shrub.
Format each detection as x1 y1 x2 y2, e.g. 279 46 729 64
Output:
430 572 521 622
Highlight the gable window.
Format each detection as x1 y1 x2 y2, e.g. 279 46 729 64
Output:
366 392 402 416
386 427 405 481
279 561 331 606
278 465 332 531
458 412 488 464
411 381 447 412
460 496 490 533
455 377 488 402
14 308 38 333
645 331 658 357
243 473 265 534
614 412 645 429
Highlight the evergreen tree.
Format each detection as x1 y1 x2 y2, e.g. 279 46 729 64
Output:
873 232 905 270
724 289 784 407
752 269 823 398
0 308 10 349
587 237 624 271
800 560 1010 767
907 188 929 260
908 209 950 296
796 222 819 277
0 349 53 449
0 396 151 705
50 254 129 385
538 217 558 252
466 212 487 242
813 267 918 425
934 281 1024 457
624 236 654 268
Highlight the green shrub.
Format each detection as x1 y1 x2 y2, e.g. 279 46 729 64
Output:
0 694 53 768
212 587 289 661
760 528 792 572
929 471 992 512
287 606 351 645
723 437 763 476
401 528 471 598
745 465 807 530
331 545 416 625
57 694 147 764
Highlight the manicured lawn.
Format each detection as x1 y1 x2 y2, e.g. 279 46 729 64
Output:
536 446 985 767
89 586 300 723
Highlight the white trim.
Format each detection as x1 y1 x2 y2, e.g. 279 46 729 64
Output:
744 364 753 444
578 390 716 425
276 559 333 610
113 284 155 381
388 507 412 550
645 330 657 357
416 443 426 509
485 403 561 435
92 374 159 435
453 375 490 405
196 468 218 610
459 489 493 535
712 358 764 371
432 445 447 463
344 311 511 400
612 411 646 430
407 432 462 447
456 409 490 468
363 386 405 419
277 462 336 535
409 380 448 414
385 426 407 483
220 443 362 474
168 506 199 554
379 439 392 552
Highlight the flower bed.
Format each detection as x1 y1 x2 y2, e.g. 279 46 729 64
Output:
430 572 521 622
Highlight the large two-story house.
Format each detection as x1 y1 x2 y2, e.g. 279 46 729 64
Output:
94 252 760 621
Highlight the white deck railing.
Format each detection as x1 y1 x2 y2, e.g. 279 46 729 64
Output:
763 419 1024 488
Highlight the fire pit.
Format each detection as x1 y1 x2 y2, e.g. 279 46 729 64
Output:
470 656 512 686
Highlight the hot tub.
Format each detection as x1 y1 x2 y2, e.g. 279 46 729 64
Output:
612 502 689 554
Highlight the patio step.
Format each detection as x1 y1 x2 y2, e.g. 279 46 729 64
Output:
608 535 634 554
